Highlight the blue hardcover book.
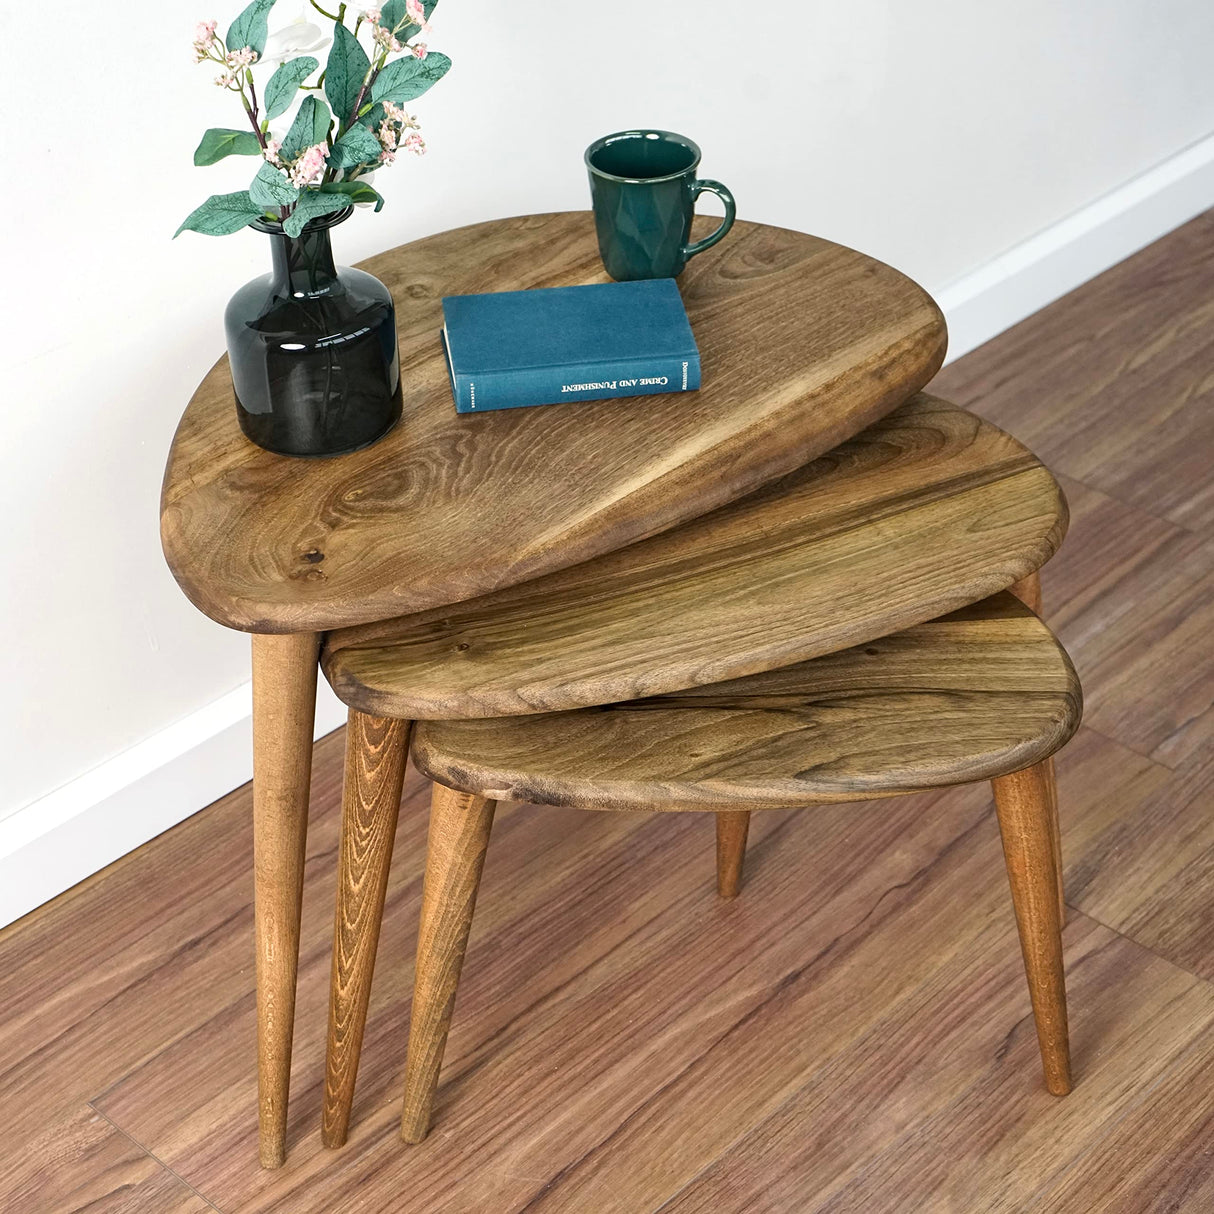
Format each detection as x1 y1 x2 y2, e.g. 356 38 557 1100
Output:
441 278 700 413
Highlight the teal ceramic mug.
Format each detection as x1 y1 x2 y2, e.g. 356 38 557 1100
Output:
585 129 736 281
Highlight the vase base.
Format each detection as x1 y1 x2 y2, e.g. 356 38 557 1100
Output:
238 406 402 458
236 378 403 458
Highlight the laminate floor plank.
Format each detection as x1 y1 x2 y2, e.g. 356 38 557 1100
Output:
0 1104 214 1214
498 732 1175 1213
1040 476 1214 768
1063 738 1214 983
800 921 1214 1214
1032 1026 1214 1211
94 791 976 1211
932 210 1214 537
0 731 348 1175
661 915 1214 1214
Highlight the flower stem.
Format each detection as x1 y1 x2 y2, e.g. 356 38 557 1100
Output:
309 0 341 19
238 80 268 150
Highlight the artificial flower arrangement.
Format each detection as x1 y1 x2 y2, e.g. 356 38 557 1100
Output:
178 0 449 238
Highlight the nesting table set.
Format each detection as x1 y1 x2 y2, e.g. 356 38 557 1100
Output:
161 211 1079 1168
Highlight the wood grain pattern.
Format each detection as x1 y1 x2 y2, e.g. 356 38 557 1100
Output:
161 212 946 633
322 712 411 1149
0 1106 214 1214
250 631 319 1168
1005 569 1066 922
715 812 750 898
411 593 1081 811
660 907 1210 1214
322 395 1066 718
991 761 1071 1095
400 785 497 1144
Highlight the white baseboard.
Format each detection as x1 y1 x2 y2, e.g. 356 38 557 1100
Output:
4 131 1213 931
0 679 347 928
937 131 1214 363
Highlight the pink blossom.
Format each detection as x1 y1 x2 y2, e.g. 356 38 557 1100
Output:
361 5 381 21
214 70 237 87
193 18 218 60
288 142 330 188
377 119 398 152
405 0 427 25
379 146 397 165
372 24 403 52
264 139 283 166
382 100 418 128
225 46 259 68
403 132 426 155
410 41 427 58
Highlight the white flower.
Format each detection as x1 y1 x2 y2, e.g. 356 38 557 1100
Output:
261 14 331 64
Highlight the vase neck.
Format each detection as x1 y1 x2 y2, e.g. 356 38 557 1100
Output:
267 225 340 296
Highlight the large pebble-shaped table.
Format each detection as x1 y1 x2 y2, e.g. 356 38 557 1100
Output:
161 211 952 1166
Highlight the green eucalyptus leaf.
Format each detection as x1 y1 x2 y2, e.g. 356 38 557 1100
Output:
329 124 383 170
281 94 332 156
325 24 371 127
263 55 319 121
225 0 277 56
249 160 299 207
378 0 406 32
321 180 385 211
193 128 262 166
283 191 351 237
174 190 263 237
370 51 450 105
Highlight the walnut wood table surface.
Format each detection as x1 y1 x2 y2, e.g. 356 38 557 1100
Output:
160 211 948 1167
412 592 1081 811
323 395 1066 720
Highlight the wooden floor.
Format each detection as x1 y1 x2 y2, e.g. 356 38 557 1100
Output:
4 213 1214 1213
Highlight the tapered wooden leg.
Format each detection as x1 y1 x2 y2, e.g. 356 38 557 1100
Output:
991 760 1072 1096
251 631 320 1168
1041 755 1066 923
400 783 497 1144
1008 570 1067 922
716 811 750 898
322 712 412 1148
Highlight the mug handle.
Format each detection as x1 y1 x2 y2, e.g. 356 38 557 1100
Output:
682 179 736 260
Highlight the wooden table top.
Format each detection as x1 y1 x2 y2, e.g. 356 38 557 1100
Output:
161 212 946 633
411 592 1082 811
323 395 1067 719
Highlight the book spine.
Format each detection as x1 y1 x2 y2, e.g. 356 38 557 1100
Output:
452 353 701 413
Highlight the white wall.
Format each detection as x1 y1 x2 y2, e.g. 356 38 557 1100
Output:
3 0 1214 917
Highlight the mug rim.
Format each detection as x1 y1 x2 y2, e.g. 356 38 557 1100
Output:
584 129 703 184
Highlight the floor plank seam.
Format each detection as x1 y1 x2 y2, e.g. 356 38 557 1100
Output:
1059 901 1214 991
1044 471 1188 537
1060 718 1182 773
86 1101 225 1213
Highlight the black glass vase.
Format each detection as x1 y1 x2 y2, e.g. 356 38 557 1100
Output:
224 207 402 457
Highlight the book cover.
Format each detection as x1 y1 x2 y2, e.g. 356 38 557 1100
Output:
441 278 701 413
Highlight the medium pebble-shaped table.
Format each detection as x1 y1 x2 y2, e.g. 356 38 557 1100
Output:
316 394 1070 1146
161 211 950 1166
